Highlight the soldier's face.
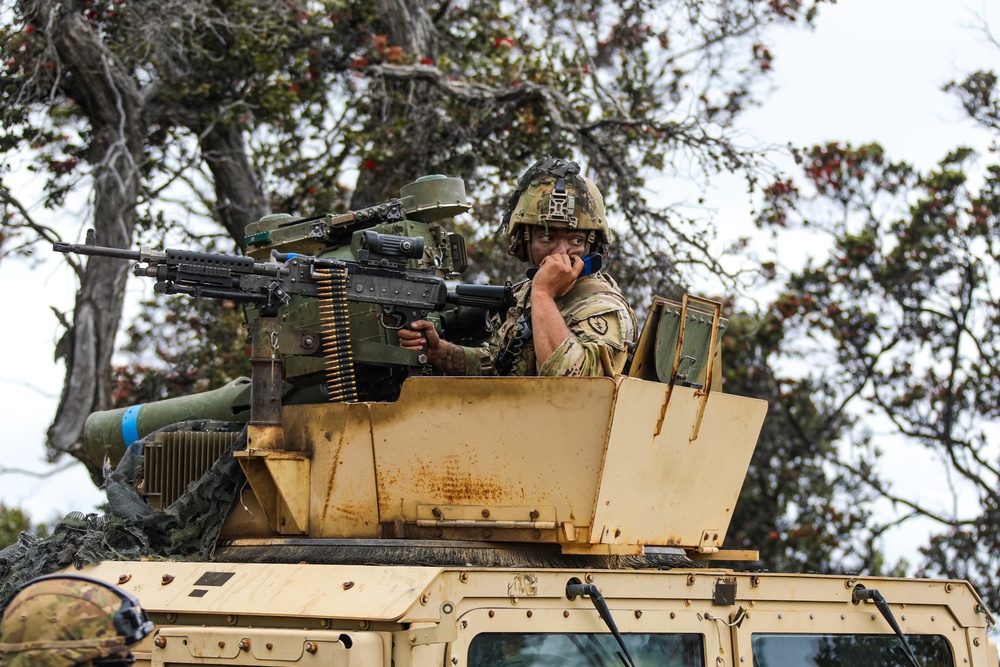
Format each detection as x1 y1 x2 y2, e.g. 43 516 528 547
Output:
528 227 590 264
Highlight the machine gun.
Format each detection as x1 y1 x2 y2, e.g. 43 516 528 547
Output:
55 228 514 408
59 176 514 464
55 228 512 326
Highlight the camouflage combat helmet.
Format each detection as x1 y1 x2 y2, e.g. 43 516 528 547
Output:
500 156 611 261
0 574 154 667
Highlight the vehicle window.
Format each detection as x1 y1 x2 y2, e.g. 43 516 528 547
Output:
468 632 704 666
751 633 953 667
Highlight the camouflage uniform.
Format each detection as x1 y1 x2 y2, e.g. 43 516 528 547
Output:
0 576 152 667
464 273 636 376
469 156 636 377
407 156 636 376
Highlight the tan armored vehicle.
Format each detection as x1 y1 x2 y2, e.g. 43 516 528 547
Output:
25 177 999 666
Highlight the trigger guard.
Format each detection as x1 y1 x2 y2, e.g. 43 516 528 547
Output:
378 309 406 330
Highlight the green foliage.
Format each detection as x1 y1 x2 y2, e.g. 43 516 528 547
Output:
748 60 1000 595
721 304 885 574
946 69 1000 134
115 295 250 405
0 503 50 550
1 0 834 286
757 136 1000 608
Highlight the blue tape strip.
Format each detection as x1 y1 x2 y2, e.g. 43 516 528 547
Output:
121 404 142 445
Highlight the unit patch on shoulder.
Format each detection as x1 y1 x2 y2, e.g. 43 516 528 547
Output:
587 315 609 335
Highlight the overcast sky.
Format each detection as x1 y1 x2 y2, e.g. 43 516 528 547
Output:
1 0 997 567
717 0 999 567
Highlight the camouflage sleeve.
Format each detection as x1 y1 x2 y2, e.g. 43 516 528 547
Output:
461 344 492 376
453 284 528 376
457 311 505 376
536 293 635 377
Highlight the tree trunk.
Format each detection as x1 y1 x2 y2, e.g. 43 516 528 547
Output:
350 0 439 209
198 123 271 250
377 0 437 59
22 0 146 480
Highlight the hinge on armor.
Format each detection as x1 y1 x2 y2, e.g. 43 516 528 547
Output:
628 294 728 390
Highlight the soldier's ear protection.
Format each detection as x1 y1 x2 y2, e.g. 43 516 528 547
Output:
9 574 155 645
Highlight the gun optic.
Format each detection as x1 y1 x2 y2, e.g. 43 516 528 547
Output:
360 231 424 260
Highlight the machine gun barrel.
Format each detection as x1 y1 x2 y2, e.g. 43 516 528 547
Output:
54 233 284 280
52 239 141 262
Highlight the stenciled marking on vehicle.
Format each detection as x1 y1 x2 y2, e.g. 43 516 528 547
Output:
508 573 538 597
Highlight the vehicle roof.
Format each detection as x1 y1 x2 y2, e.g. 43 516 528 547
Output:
72 561 993 630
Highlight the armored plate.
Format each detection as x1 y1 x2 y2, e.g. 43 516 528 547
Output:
224 375 766 556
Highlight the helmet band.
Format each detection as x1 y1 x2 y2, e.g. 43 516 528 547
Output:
0 637 126 652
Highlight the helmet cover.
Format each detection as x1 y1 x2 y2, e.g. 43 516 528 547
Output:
0 575 153 667
500 157 612 261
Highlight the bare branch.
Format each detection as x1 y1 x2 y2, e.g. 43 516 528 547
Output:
0 375 59 400
0 460 78 478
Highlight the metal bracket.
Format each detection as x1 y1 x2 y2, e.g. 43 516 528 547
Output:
713 577 737 606
402 602 458 646
415 505 556 530
654 295 724 438
234 450 310 535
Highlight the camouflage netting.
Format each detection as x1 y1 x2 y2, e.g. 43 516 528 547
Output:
0 421 246 610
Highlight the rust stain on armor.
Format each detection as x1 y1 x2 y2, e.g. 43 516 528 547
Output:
321 430 348 521
404 461 509 504
331 501 363 521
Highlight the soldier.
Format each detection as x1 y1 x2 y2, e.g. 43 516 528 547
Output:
0 574 154 667
400 157 636 376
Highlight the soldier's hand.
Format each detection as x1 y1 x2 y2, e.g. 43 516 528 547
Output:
531 253 585 300
399 320 460 371
398 320 441 352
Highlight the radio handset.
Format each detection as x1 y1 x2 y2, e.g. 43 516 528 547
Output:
526 253 603 280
